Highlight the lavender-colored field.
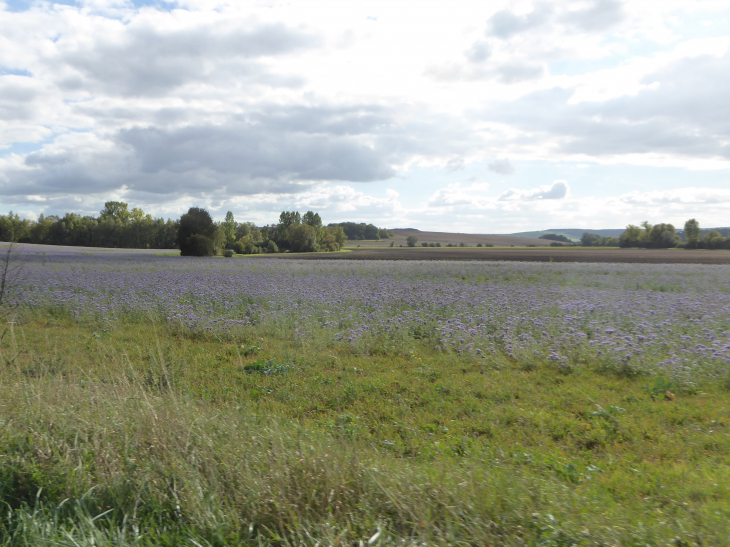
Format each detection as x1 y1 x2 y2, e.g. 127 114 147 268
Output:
13 245 730 381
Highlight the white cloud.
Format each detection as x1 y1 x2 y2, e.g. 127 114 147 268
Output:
499 180 569 201
488 158 515 175
1 0 730 231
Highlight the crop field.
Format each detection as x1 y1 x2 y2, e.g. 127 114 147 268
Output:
277 246 730 264
2 246 730 546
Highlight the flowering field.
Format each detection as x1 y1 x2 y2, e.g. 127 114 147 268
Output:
3 247 730 546
17 248 730 384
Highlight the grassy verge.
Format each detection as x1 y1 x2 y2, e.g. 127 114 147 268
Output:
0 315 729 545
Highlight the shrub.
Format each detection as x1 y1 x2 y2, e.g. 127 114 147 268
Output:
477 243 483 247
429 243 436 247
182 234 215 257
422 242 428 247
406 235 419 247
267 240 279 253
223 249 234 258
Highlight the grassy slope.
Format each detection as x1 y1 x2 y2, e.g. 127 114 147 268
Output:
1 315 728 546
345 229 554 248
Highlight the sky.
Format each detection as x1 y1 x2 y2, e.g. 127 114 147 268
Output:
1 0 730 232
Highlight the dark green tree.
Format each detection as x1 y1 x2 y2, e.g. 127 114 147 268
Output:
178 207 216 256
684 219 700 248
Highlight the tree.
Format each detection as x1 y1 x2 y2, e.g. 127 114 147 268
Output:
223 211 236 246
581 233 601 247
288 224 319 252
279 211 301 228
648 223 679 249
619 224 643 248
302 211 322 227
178 207 216 256
684 219 700 248
99 201 130 223
406 235 418 247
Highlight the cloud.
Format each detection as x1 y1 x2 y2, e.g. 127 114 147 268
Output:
481 51 730 162
499 180 568 201
486 3 553 39
620 187 730 206
488 158 514 175
0 102 480 200
560 0 626 32
465 41 491 63
57 22 320 97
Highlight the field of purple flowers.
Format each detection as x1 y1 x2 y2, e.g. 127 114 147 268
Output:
16 247 730 384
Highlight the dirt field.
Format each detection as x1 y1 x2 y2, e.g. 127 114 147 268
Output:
274 247 730 264
344 228 553 247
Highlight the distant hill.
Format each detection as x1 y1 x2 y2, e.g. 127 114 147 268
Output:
346 228 553 247
507 229 624 242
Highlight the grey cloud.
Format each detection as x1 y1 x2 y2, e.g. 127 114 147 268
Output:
59 23 320 96
560 0 626 32
3 102 479 200
118 123 395 183
0 77 41 122
465 41 491 63
488 158 514 175
486 0 625 41
486 3 552 39
482 52 730 159
499 180 568 201
495 62 544 83
445 157 465 172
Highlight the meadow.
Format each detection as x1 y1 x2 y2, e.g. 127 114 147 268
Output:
1 246 729 546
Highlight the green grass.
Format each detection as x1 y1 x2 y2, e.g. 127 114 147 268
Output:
0 315 729 546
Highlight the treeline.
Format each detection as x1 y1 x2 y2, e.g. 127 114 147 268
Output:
0 202 371 255
613 219 730 250
0 202 178 248
220 210 348 256
328 222 392 240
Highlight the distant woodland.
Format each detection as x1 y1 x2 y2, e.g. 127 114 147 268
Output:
0 202 391 255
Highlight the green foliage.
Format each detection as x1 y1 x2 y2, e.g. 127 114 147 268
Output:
288 224 319 252
684 218 700 247
406 235 418 247
329 222 383 241
181 234 215 257
541 233 571 243
243 358 295 375
178 208 217 256
278 211 301 228
643 376 676 399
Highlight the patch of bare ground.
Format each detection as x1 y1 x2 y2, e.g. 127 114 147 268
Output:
274 247 730 264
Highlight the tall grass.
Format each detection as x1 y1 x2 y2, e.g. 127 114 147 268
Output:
1 318 729 546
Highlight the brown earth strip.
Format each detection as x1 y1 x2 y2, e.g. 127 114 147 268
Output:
269 247 730 264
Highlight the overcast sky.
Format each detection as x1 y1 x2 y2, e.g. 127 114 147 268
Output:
1 0 729 232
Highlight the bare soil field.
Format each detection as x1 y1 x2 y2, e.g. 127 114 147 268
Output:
344 228 553 247
278 247 730 264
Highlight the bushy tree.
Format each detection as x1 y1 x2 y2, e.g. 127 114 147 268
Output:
184 234 215 256
178 207 216 256
684 219 700 248
406 235 418 247
288 224 319 252
619 224 644 248
648 223 679 248
581 233 601 246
